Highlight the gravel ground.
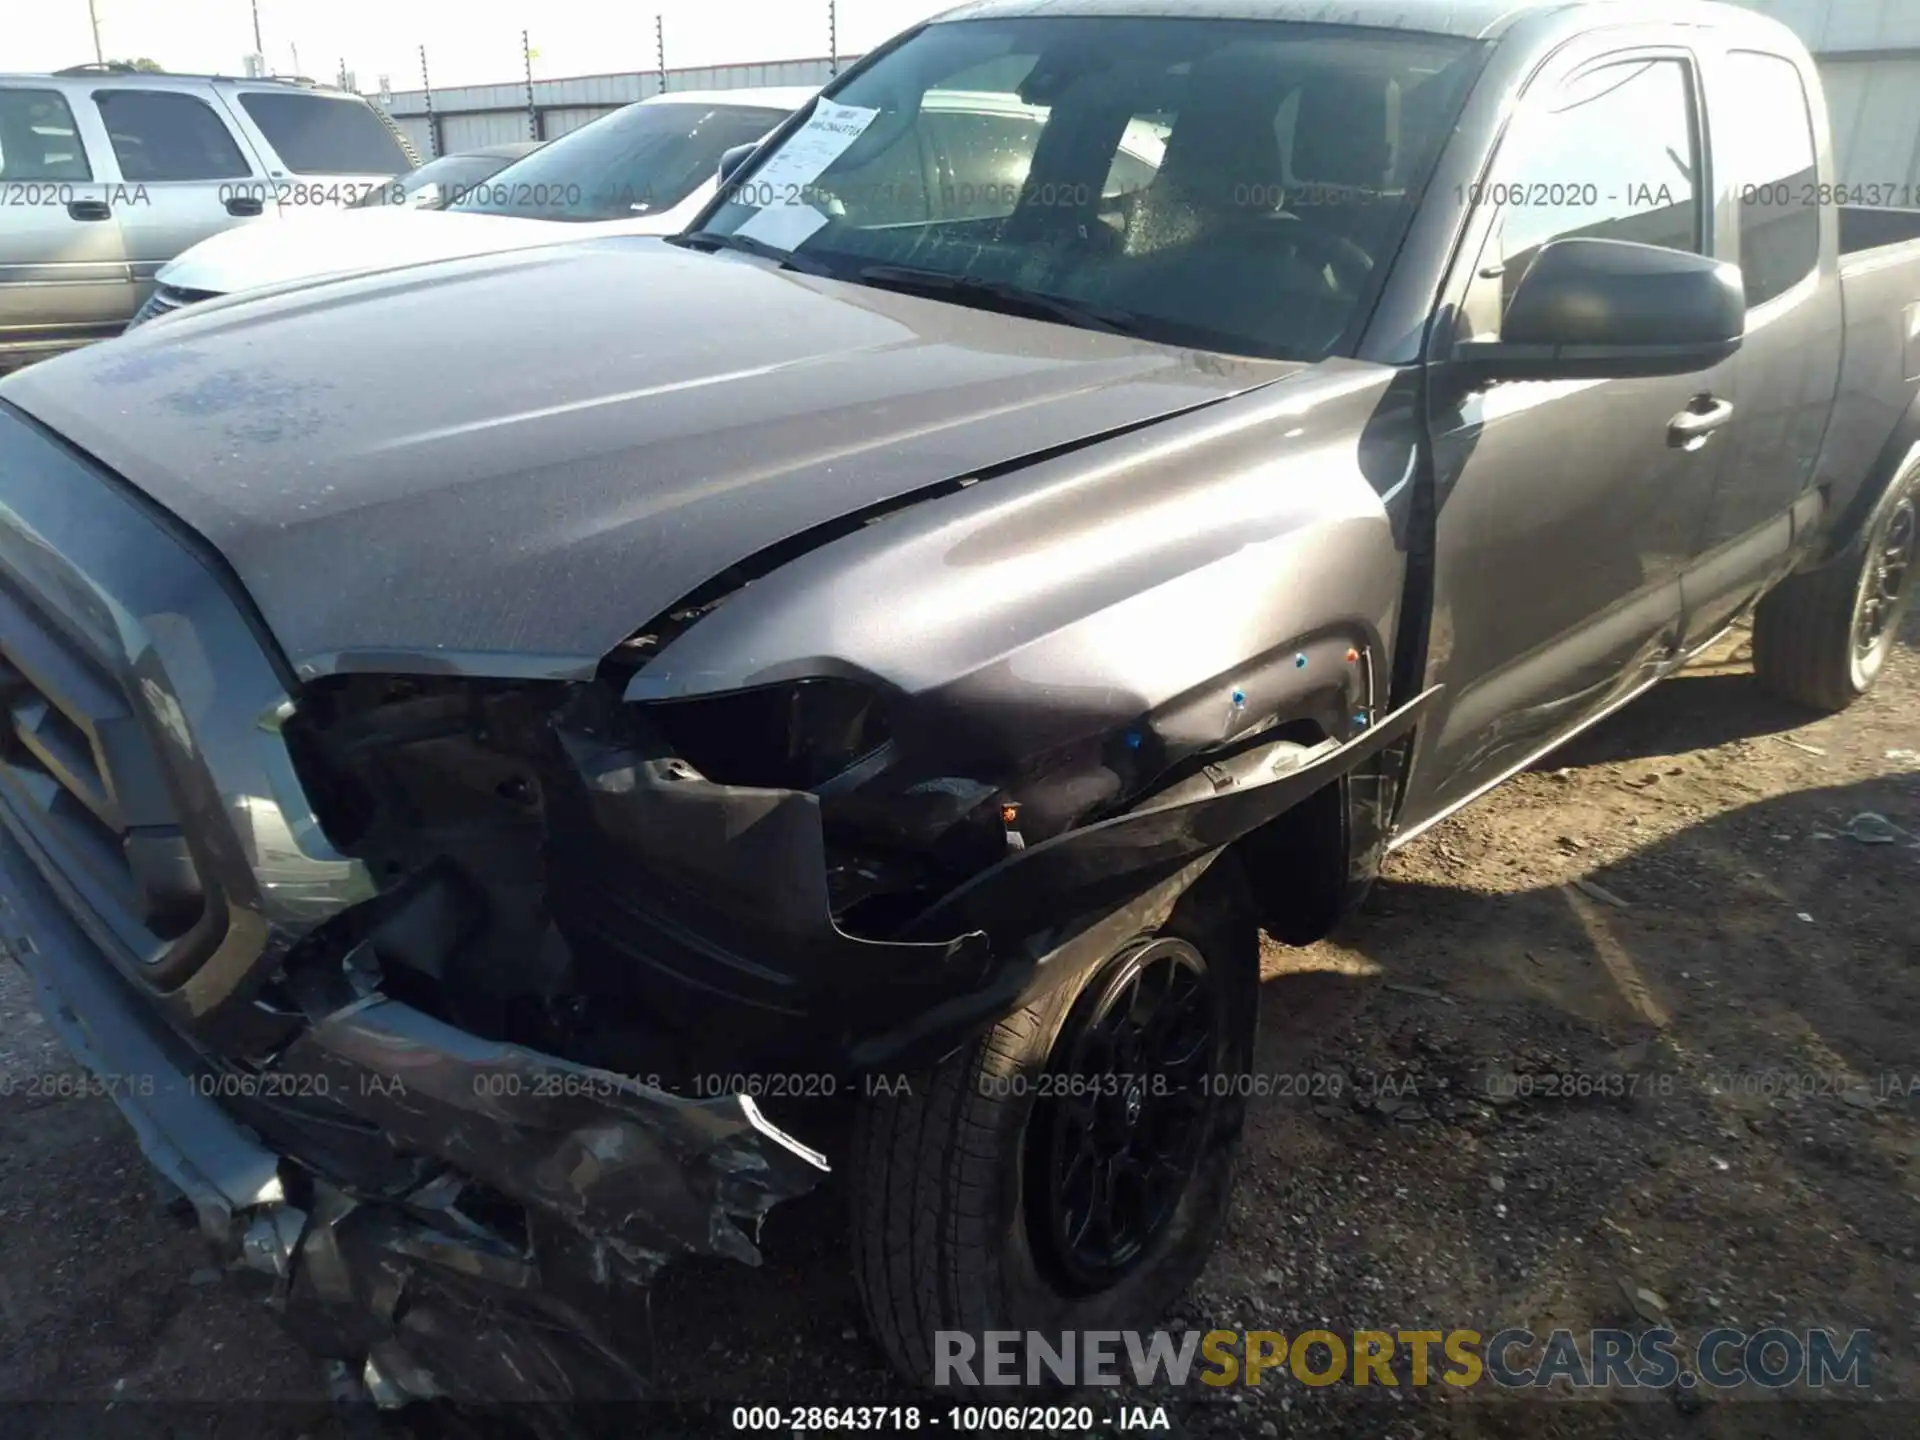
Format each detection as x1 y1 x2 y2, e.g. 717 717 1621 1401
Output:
2 617 1915 1440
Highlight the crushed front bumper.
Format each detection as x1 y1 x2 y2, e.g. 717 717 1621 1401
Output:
0 820 827 1405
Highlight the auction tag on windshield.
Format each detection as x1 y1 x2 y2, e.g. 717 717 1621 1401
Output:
736 200 830 250
742 98 880 198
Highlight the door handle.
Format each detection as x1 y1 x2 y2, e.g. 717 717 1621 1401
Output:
1668 396 1735 450
225 195 264 217
66 199 112 222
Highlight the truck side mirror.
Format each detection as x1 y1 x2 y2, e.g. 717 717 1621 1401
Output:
717 143 758 189
1455 237 1746 381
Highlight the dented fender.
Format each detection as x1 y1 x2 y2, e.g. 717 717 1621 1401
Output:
904 685 1441 942
546 687 1436 1073
624 362 1412 772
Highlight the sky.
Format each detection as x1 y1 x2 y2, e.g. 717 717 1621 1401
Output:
13 0 956 92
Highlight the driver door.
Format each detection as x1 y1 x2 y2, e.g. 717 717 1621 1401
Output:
1395 45 1732 836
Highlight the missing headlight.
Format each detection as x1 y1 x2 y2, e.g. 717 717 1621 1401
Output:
640 678 891 792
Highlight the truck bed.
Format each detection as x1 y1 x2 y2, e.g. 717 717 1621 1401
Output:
1815 207 1920 549
1839 205 1920 259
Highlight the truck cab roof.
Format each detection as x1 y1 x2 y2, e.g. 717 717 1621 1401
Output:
937 0 1797 44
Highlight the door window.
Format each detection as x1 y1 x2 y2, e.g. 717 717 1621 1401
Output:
1460 58 1702 339
94 90 252 181
803 122 934 227
236 93 414 176
922 101 1168 223
453 101 787 220
1104 119 1166 199
1716 51 1819 306
924 105 1042 222
0 89 93 180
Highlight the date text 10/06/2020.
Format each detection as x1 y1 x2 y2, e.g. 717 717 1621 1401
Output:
727 1405 1173 1431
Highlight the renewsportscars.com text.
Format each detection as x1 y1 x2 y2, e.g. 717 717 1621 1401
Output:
935 1327 1873 1392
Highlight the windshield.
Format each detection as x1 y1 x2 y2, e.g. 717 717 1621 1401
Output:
449 101 790 222
693 17 1481 361
351 151 524 208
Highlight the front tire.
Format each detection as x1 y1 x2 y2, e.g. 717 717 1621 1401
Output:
848 866 1258 1388
1754 469 1918 711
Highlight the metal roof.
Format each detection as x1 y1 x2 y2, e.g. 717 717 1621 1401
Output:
4 68 355 92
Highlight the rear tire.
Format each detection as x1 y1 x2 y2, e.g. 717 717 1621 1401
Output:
1754 469 1918 711
848 864 1258 1389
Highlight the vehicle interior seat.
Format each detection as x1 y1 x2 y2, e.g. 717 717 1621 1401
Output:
1105 57 1369 353
0 100 93 182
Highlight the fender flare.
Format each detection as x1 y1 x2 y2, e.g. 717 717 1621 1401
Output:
903 685 1442 944
855 686 1440 1070
1811 401 1920 571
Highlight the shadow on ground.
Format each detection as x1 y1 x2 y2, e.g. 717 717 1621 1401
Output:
3 630 1912 1440
649 627 1918 1438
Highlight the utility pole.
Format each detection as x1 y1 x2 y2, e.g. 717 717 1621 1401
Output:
656 15 666 96
419 45 438 158
522 31 539 141
251 0 263 55
829 0 838 76
86 0 105 65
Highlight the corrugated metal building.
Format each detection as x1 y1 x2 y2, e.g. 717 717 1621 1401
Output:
374 56 854 157
372 2 1920 189
1732 0 1920 191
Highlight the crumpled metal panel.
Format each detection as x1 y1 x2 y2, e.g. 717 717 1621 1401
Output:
276 992 829 1269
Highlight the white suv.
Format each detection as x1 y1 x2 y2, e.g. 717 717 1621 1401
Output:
0 64 417 368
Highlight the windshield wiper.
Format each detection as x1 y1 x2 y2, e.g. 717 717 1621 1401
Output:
853 265 1141 337
670 229 836 276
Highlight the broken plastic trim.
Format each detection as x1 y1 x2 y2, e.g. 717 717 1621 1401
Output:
541 689 1438 1075
550 721 994 1009
902 686 1442 941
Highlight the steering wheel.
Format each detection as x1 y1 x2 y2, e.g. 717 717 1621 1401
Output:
1266 213 1376 295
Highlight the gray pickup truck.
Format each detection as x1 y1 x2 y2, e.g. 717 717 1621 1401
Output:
0 0 1916 1405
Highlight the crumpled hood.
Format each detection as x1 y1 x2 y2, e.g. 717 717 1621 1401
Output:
156 206 675 296
2 239 1294 680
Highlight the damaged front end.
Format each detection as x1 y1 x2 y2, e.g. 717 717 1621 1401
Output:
210 494 1430 1403
2 350 1430 1404
277 634 1429 1093
2 793 827 1406
10 604 1427 1411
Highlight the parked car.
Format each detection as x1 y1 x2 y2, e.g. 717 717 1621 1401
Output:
347 140 544 209
0 64 416 368
132 87 1165 325
4 0 1920 1407
129 88 819 323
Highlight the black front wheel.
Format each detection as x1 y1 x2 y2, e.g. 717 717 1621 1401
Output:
848 864 1258 1388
